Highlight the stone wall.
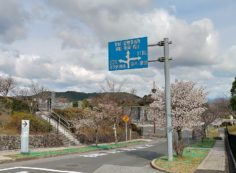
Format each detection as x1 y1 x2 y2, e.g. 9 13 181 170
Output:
0 133 64 151
123 106 157 123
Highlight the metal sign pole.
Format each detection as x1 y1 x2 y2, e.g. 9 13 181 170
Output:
129 128 132 141
108 36 173 160
125 122 128 141
164 38 173 161
148 38 173 161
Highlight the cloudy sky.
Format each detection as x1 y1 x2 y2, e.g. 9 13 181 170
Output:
0 0 235 99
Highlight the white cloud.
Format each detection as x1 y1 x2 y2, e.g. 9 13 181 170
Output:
172 67 214 82
0 1 234 99
58 65 105 83
0 0 28 43
47 2 219 68
57 27 98 49
0 48 19 75
15 54 56 79
215 45 236 73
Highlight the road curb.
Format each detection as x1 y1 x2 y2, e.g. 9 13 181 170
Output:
0 140 149 164
0 157 15 164
150 159 172 173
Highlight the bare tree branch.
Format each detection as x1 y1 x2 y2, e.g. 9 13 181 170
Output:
0 76 16 97
100 78 126 93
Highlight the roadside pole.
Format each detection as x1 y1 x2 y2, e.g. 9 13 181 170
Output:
108 36 173 161
122 115 129 142
113 124 118 144
125 122 128 141
163 38 173 161
148 38 173 161
129 128 132 141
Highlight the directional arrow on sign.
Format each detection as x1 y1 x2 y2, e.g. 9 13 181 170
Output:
23 121 28 127
118 51 141 69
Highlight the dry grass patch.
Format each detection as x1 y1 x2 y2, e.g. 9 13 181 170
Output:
228 125 236 135
207 128 219 138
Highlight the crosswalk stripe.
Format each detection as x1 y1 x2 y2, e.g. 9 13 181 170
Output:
119 148 137 151
80 153 107 158
79 144 154 158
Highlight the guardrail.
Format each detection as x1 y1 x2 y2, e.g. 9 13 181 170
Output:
37 109 74 132
225 129 236 173
37 108 79 145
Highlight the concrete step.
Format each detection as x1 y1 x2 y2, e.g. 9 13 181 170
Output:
37 112 80 145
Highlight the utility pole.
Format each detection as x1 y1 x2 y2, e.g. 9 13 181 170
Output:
163 38 173 161
148 38 173 161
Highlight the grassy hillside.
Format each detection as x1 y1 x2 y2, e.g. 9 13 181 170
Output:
0 97 52 135
55 91 142 106
55 91 99 101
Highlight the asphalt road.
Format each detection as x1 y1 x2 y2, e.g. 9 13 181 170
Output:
0 139 167 173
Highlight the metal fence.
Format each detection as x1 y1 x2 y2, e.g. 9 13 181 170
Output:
225 129 236 173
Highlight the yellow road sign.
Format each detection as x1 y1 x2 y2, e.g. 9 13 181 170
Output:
122 115 129 123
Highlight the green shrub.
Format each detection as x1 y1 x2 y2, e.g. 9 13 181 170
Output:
7 112 52 134
12 99 29 112
72 101 78 107
0 97 30 112
0 97 13 109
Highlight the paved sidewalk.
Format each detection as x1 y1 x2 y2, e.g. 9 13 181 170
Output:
195 130 226 173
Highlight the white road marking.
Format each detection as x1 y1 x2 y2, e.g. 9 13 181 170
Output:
79 144 154 158
80 153 107 158
134 146 147 149
0 167 82 173
119 148 137 151
0 167 20 172
144 144 154 147
106 150 122 154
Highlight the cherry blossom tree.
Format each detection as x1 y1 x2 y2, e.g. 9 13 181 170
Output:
150 81 207 141
201 98 234 138
75 97 122 145
76 108 108 146
201 103 219 138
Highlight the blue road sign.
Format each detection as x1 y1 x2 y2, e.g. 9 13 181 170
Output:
108 37 148 71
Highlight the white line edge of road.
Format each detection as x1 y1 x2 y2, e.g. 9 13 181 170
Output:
0 166 82 173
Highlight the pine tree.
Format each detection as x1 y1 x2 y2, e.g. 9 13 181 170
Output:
230 77 236 111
